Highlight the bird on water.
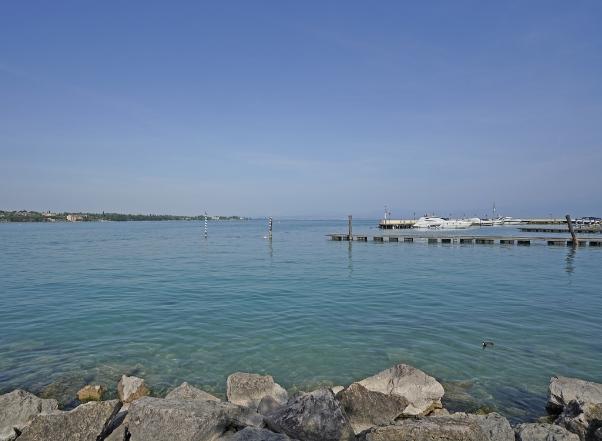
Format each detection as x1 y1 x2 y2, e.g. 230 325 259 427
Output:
482 340 494 349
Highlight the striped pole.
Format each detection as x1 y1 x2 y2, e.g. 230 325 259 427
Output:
204 212 208 238
268 217 273 240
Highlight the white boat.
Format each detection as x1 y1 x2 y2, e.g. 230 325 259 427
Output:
500 216 524 225
412 216 444 229
412 216 472 229
439 219 473 229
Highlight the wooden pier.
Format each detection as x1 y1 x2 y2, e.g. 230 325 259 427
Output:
519 226 601 234
328 234 602 247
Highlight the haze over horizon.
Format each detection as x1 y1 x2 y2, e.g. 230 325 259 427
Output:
1 1 601 219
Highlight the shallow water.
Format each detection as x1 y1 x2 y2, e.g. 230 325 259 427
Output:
1 220 601 421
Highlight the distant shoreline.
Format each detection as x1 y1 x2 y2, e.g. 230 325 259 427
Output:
0 210 248 223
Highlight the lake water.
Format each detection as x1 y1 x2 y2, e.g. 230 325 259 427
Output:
1 219 601 422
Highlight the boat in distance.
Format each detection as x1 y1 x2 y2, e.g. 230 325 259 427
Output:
412 216 472 229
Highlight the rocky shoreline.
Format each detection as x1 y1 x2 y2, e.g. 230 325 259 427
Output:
1 363 601 441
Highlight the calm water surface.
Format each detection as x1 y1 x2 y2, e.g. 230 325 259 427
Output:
1 220 601 422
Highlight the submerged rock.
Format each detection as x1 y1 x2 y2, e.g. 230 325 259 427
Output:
0 389 59 441
165 382 221 402
264 388 354 441
117 375 150 404
127 396 263 441
357 412 513 441
548 377 602 414
357 363 445 415
515 422 580 441
77 385 105 402
227 373 288 410
17 399 121 441
336 382 409 433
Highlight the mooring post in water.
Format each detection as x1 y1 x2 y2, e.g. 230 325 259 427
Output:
348 215 353 240
566 214 577 247
268 217 273 240
204 212 208 238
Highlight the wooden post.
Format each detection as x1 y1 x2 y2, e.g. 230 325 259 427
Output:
566 214 577 247
348 215 352 240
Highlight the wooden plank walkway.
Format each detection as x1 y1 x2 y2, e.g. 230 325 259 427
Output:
519 226 601 234
327 234 602 247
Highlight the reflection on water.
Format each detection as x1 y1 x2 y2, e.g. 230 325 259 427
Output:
565 247 576 275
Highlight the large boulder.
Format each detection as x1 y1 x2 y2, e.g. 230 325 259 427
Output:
220 427 293 441
117 375 150 404
357 412 513 441
165 382 221 402
515 422 580 441
555 400 602 441
357 363 445 415
127 396 263 441
0 389 59 441
336 382 409 433
227 373 288 411
548 377 602 414
17 399 121 441
264 388 354 441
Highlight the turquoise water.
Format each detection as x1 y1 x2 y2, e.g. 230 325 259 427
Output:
1 220 601 422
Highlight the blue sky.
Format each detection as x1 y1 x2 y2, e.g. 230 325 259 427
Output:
1 1 601 218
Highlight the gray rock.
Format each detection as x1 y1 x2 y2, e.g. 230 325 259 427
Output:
127 396 263 441
555 400 602 441
515 422 580 441
258 396 283 415
357 363 444 415
17 399 121 441
264 388 354 441
357 412 513 441
227 373 288 411
548 377 602 414
221 427 293 441
165 382 221 402
101 408 129 441
0 389 59 441
117 375 150 404
336 382 409 433
331 386 344 395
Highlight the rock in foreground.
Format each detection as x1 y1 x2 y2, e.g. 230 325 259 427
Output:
265 388 355 441
336 382 409 433
0 390 59 441
515 422 580 441
358 412 514 441
17 400 121 441
357 363 445 415
555 400 602 441
548 377 602 414
220 427 293 441
165 382 221 402
127 396 263 441
117 375 150 404
77 385 104 402
227 373 287 411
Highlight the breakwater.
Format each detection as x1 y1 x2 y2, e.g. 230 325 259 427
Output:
2 364 600 440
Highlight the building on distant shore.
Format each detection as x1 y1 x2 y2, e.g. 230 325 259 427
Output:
66 214 83 222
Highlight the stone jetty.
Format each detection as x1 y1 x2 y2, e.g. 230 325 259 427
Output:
1 363 601 441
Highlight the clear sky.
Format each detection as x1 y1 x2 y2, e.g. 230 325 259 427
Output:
1 1 601 219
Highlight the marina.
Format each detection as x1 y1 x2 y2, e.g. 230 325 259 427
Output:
378 218 570 229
